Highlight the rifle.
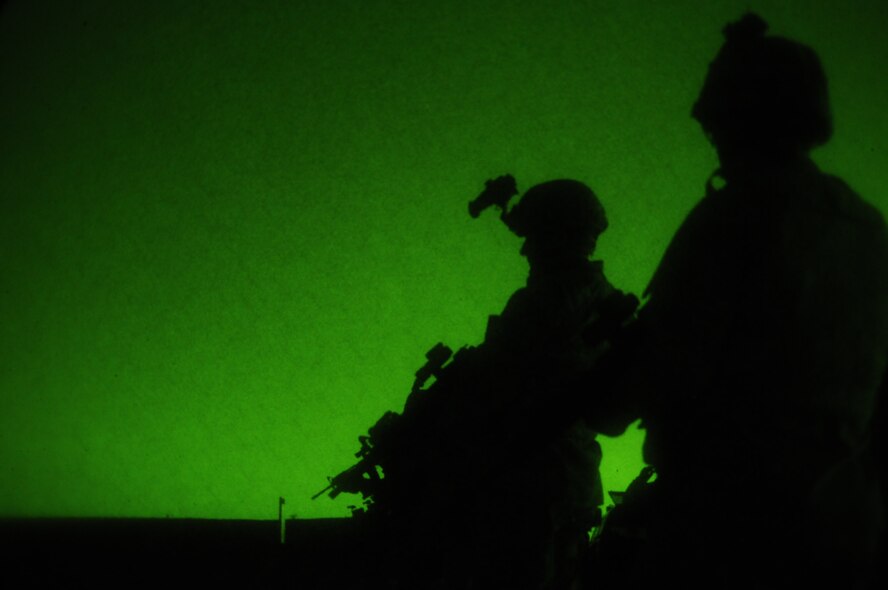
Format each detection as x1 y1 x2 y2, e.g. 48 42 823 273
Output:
312 171 517 509
312 343 464 507
310 421 390 501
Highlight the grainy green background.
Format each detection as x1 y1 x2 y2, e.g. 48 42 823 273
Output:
1 0 885 519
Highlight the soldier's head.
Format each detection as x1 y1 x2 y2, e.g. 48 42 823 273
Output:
692 13 832 167
505 179 607 265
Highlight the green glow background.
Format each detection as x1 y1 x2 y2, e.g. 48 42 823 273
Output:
1 0 885 520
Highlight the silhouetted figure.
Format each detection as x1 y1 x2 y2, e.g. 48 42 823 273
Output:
317 177 637 589
453 179 633 590
398 178 638 590
590 13 888 589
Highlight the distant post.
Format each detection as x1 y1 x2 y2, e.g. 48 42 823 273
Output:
278 497 286 544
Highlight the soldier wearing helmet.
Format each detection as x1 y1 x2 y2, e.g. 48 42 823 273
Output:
451 177 637 590
335 176 636 590
486 179 617 365
597 13 888 588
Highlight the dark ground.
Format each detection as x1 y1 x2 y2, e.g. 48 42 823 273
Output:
0 517 375 588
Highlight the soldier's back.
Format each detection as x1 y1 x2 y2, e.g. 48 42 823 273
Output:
634 157 888 587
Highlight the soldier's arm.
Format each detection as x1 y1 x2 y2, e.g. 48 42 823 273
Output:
572 329 646 437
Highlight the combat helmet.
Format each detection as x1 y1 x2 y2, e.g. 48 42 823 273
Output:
505 179 608 254
692 13 832 155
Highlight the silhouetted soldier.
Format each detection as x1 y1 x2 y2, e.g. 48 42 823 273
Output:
463 179 631 590
374 178 637 590
591 13 888 589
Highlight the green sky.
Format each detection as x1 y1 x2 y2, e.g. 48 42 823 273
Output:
1 0 886 520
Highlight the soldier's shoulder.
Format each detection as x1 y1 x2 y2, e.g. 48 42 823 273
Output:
483 287 534 342
818 172 887 232
500 285 534 315
585 260 618 296
641 193 726 299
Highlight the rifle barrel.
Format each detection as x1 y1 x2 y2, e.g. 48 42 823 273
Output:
311 484 333 500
